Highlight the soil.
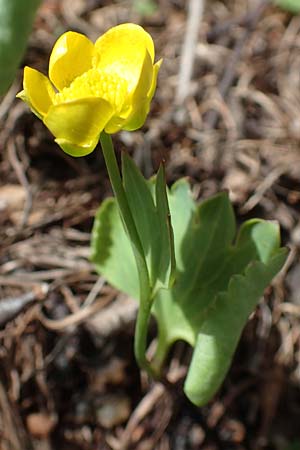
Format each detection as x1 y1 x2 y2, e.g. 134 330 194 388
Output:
1 1 300 449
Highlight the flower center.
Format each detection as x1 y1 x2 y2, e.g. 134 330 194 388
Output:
55 68 128 111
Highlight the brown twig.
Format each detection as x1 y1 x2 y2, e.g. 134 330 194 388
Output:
39 294 114 331
176 0 205 104
0 285 47 327
88 295 138 338
7 136 32 228
108 383 167 450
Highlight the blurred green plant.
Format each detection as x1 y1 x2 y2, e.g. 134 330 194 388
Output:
132 0 157 16
274 0 300 13
284 441 300 450
0 0 40 96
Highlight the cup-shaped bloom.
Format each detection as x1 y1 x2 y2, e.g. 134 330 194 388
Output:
17 24 162 156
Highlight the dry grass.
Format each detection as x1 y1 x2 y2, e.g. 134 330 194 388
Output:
0 1 300 449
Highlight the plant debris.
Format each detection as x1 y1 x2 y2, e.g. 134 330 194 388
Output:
1 1 300 449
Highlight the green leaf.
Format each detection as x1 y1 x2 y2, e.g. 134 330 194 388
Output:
184 250 287 406
91 179 287 406
91 178 194 300
153 197 287 405
153 192 238 354
91 198 139 299
0 0 41 95
122 153 175 293
274 0 300 13
167 179 196 270
236 219 281 264
174 192 236 303
154 164 176 289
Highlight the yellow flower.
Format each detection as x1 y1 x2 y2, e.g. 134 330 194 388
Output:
17 23 161 156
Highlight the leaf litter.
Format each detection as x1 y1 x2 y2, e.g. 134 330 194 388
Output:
0 0 300 449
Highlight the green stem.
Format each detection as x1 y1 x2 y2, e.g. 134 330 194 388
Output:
151 334 170 376
134 298 158 378
100 132 157 378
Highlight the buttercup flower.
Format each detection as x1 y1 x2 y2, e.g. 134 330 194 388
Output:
17 23 161 156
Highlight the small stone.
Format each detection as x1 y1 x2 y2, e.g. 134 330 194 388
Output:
189 424 205 446
26 412 56 438
291 223 300 246
95 394 130 428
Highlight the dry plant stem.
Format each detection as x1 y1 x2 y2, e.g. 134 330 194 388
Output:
0 291 38 326
115 383 166 450
176 0 204 103
99 132 157 379
7 136 32 227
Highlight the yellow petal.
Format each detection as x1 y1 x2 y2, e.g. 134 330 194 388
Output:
104 116 127 134
49 31 94 91
122 58 162 132
147 59 162 102
121 102 149 132
94 23 155 94
17 66 55 119
55 138 99 157
43 98 114 154
104 49 155 134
